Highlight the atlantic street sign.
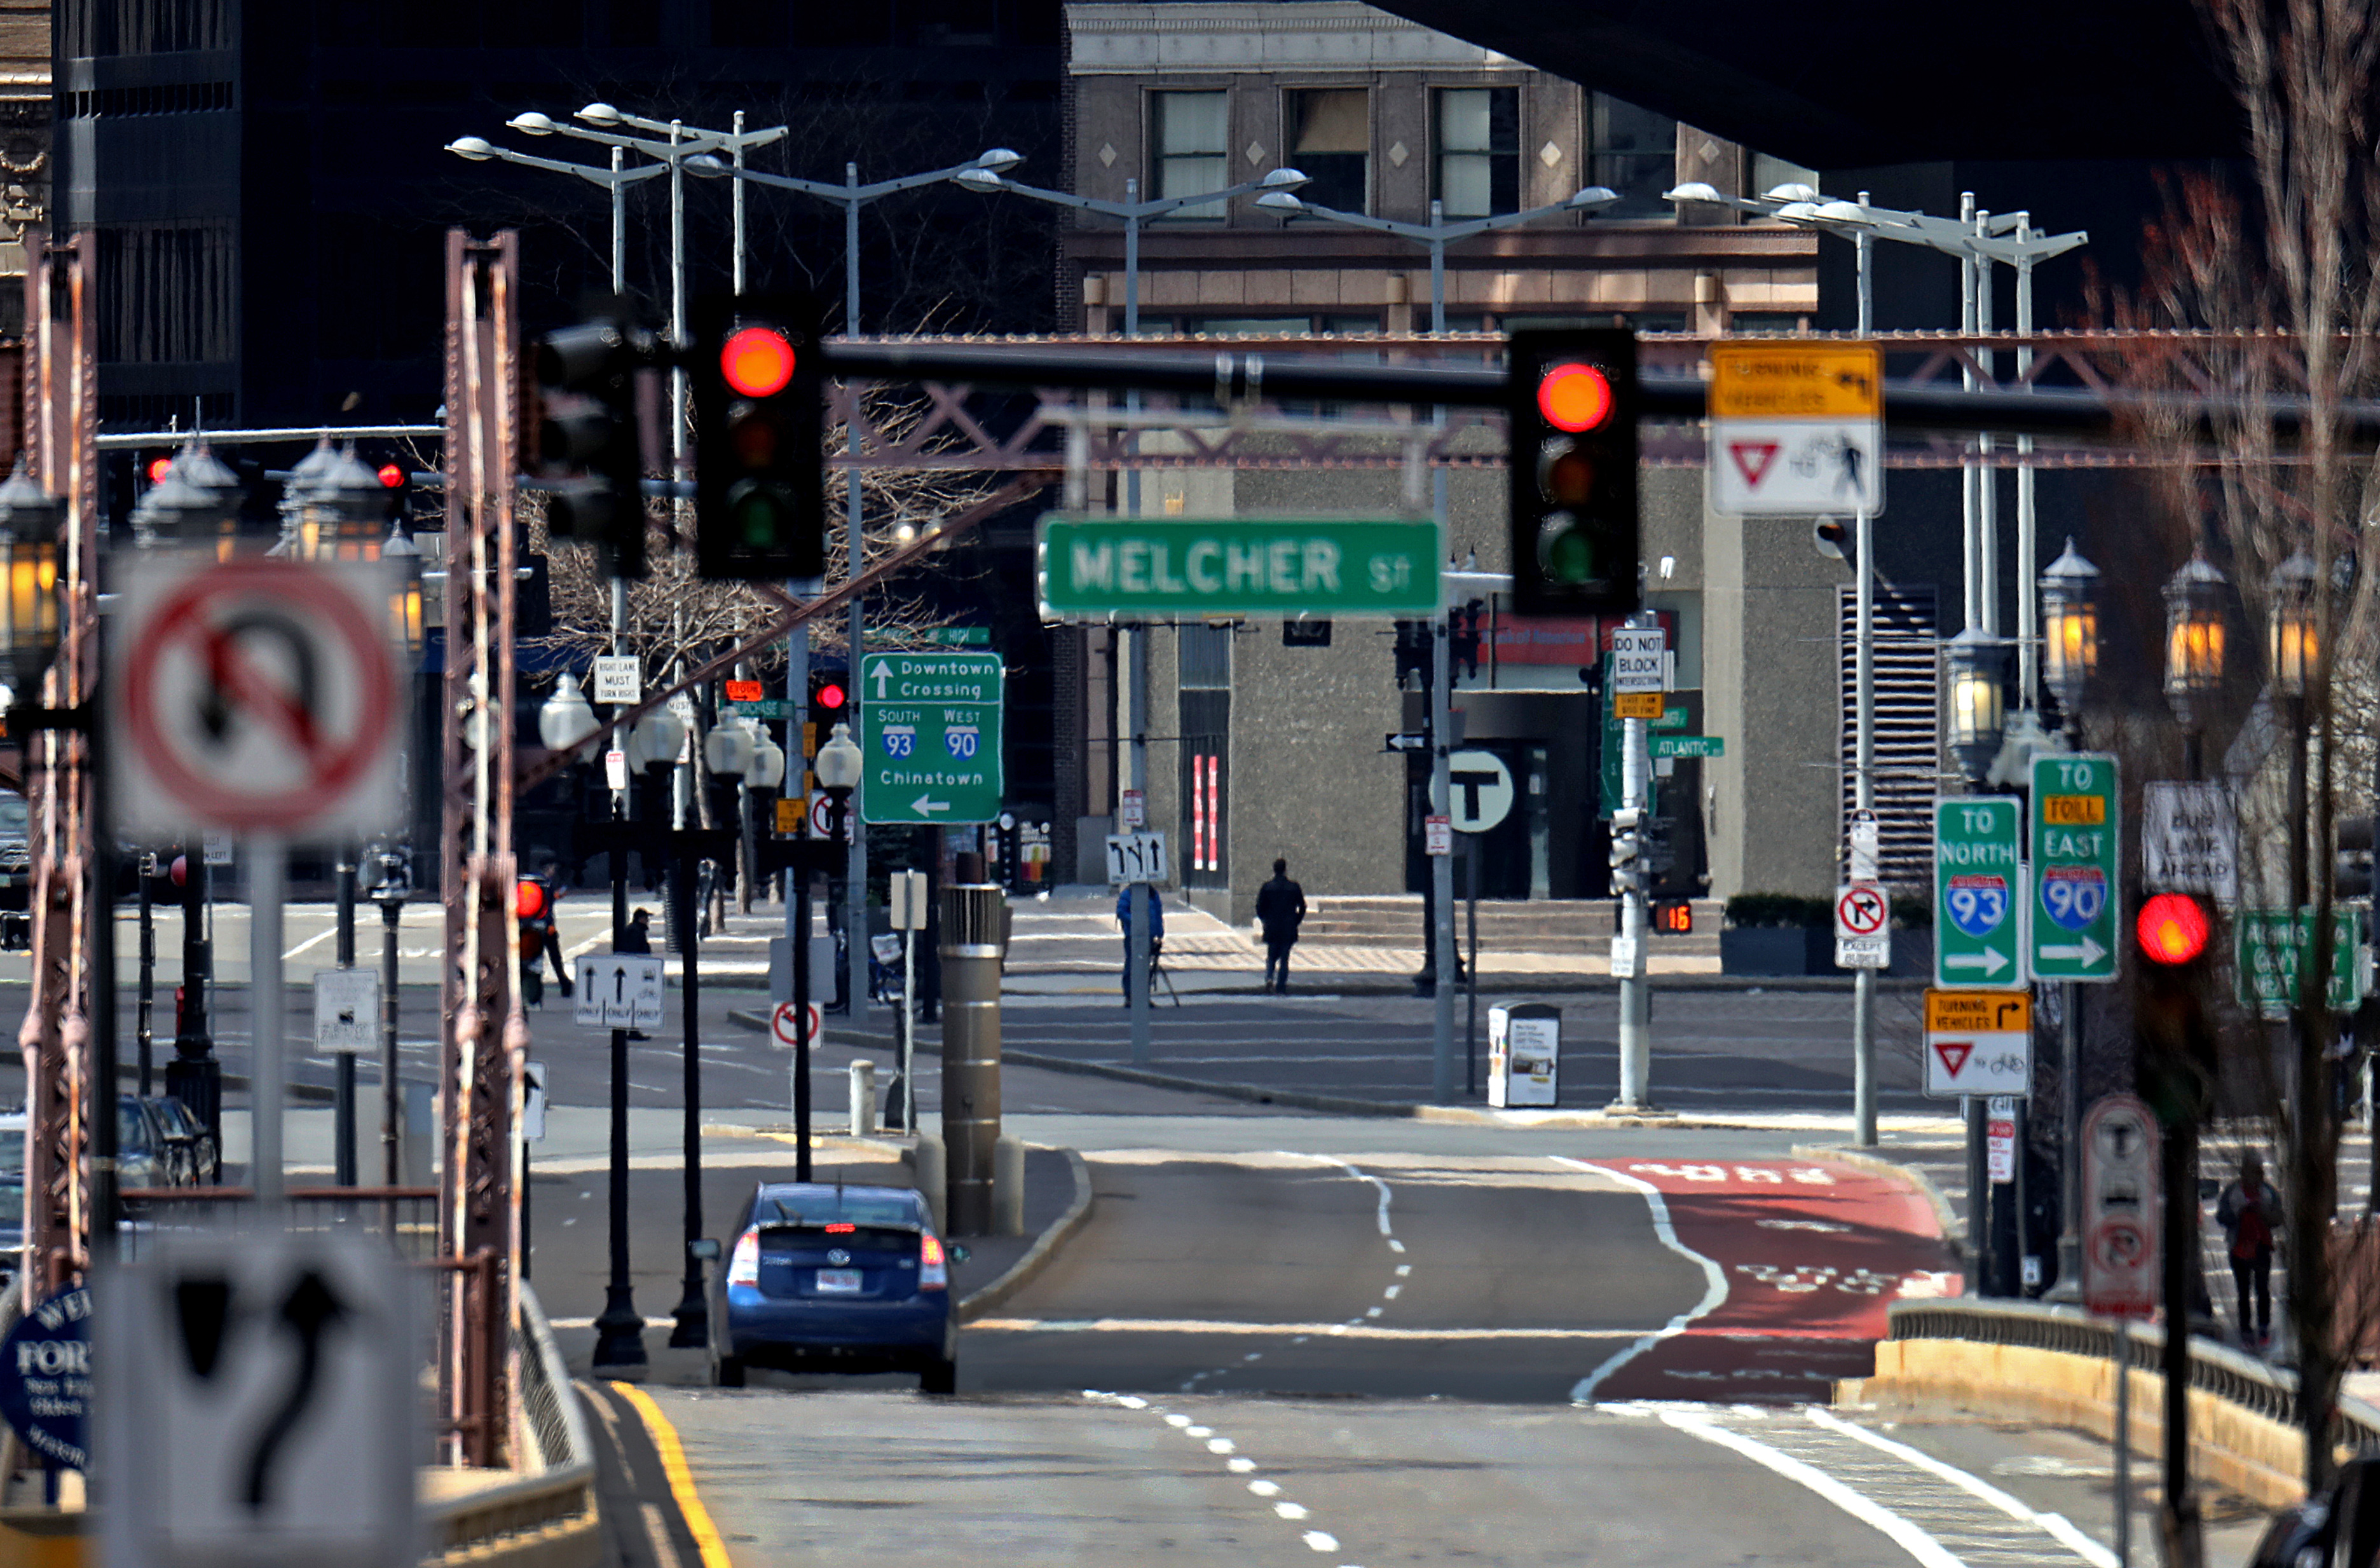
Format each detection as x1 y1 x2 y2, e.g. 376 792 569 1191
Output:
858 651 1004 826
1935 796 2024 988
1035 515 1442 619
2030 753 2121 983
2235 906 2366 1018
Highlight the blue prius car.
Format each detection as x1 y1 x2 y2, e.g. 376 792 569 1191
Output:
709 1182 965 1393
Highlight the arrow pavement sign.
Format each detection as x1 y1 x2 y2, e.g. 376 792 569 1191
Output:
859 650 1004 825
2030 753 2121 983
1922 988 2034 1098
99 1228 420 1568
1934 796 2025 988
110 553 403 842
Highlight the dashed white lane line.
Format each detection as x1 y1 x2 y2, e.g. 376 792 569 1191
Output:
1086 1390 1363 1565
1656 1408 1965 1568
1550 1156 1728 1403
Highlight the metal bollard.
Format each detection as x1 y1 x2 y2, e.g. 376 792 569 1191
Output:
992 1135 1025 1236
939 868 1006 1236
849 1058 878 1137
913 1131 947 1236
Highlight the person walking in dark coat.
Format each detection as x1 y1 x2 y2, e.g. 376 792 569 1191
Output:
617 907 653 954
2217 1152 2284 1348
1255 858 1307 994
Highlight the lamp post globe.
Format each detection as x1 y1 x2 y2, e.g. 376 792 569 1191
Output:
382 520 425 657
2267 548 2320 699
703 714 753 779
131 442 245 552
1945 627 2011 784
0 460 65 700
2037 537 2101 723
539 672 601 753
631 706 686 772
748 732 786 790
2162 552 2229 730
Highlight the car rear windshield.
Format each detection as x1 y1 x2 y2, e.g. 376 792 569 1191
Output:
757 1192 920 1230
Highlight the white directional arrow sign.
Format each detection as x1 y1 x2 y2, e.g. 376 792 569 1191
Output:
911 794 950 815
1943 948 2013 978
2037 936 2109 966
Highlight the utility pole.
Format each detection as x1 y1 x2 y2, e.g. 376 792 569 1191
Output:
1430 606 1456 1101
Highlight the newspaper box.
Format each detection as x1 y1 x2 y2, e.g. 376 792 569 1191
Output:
1488 1002 1561 1108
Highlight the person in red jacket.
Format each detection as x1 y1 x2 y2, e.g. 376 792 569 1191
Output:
2217 1152 2284 1349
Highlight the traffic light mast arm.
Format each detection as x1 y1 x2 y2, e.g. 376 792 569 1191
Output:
513 474 1043 796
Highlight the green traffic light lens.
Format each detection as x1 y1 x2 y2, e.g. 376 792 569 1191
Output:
726 480 797 547
1540 515 1596 583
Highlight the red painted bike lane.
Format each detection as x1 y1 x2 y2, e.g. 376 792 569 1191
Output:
1567 1157 1963 1405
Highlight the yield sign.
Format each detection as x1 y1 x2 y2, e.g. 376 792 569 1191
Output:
1727 441 1780 488
111 554 401 842
1932 1040 1973 1080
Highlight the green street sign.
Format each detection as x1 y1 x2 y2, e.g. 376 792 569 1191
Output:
1036 515 1442 618
1935 796 2024 988
858 651 1004 825
2236 906 2366 1016
1652 735 1724 759
724 699 795 720
922 627 990 646
1598 665 1697 817
2029 753 2120 982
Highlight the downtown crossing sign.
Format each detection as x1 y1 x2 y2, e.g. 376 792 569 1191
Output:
2030 753 2120 982
1934 796 2023 988
859 651 1004 825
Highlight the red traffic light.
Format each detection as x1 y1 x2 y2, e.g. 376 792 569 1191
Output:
146 455 174 484
515 878 549 922
1536 362 1615 433
2137 893 2210 965
721 326 797 399
813 680 847 712
378 462 405 488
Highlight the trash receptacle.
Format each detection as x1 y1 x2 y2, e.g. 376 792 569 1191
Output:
1488 1002 1560 1108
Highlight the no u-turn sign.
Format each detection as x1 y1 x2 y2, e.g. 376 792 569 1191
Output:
108 554 402 842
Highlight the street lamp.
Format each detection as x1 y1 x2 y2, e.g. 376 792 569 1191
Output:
446 135 666 296
1254 185 1620 334
130 442 244 554
2268 549 2320 699
2163 552 2230 745
1946 628 2012 784
283 444 391 562
2037 538 2100 727
816 722 863 840
540 673 601 753
0 460 65 703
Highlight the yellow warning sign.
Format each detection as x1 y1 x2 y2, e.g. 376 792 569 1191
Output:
776 796 806 833
1924 988 2032 1035
1709 341 1884 420
1613 692 1666 719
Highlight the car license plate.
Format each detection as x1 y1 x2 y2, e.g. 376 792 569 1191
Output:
816 1268 862 1294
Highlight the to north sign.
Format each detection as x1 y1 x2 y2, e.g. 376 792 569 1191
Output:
1036 515 1442 619
1934 797 2024 988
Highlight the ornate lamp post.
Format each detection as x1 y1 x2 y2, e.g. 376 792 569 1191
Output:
2163 554 2230 773
2037 539 2100 734
1945 628 2013 786
0 461 65 706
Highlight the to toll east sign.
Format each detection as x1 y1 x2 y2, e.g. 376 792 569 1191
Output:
1934 796 2024 988
859 651 1004 826
1035 515 1442 620
2030 753 2121 983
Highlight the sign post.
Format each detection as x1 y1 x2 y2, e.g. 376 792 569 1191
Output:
2030 753 2121 983
1934 797 2025 987
859 650 1004 826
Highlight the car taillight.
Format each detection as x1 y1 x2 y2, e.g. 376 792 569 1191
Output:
728 1228 760 1286
919 1232 948 1291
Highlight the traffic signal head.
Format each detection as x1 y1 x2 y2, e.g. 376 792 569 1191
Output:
809 669 849 721
533 312 653 576
1509 328 1638 618
695 292 824 581
515 876 551 922
2137 892 2210 965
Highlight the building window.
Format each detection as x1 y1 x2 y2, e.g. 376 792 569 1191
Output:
1589 93 1678 217
1434 88 1519 217
1152 91 1231 212
1288 89 1369 213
